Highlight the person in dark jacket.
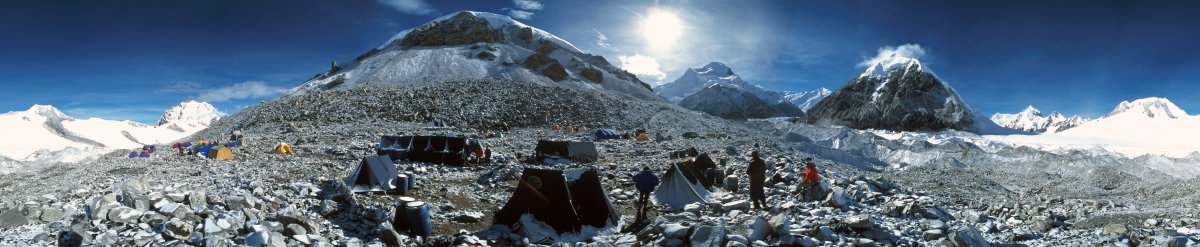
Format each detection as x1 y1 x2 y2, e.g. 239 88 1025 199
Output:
747 151 768 210
633 166 660 220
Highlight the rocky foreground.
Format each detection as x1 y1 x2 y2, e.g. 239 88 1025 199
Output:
0 80 1198 246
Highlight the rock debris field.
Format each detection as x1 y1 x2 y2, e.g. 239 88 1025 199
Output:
1 79 1198 246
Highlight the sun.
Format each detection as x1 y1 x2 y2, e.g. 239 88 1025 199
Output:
641 8 683 50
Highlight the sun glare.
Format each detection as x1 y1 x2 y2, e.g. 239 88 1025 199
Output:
641 8 682 50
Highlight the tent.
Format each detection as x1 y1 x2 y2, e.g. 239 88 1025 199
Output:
207 146 233 160
679 153 719 190
669 147 700 159
224 141 241 148
376 136 468 165
653 163 712 209
635 133 651 141
345 155 398 193
138 151 150 158
429 118 448 128
128 151 138 158
593 129 620 140
142 145 156 153
274 143 295 155
534 141 599 163
494 168 619 235
195 145 215 157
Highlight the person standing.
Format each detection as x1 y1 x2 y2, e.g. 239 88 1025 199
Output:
747 151 768 210
799 157 822 201
633 166 660 220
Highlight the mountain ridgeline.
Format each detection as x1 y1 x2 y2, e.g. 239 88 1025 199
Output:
655 62 828 120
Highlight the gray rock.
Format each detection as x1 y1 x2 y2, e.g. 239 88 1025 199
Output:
206 236 235 247
163 219 193 240
0 208 29 229
689 225 724 247
922 229 945 240
921 219 947 230
1103 223 1128 235
93 230 118 246
379 228 404 246
728 234 749 246
106 206 140 223
663 238 684 247
723 200 750 212
246 230 270 247
845 214 875 231
286 223 308 236
816 226 836 241
949 226 990 247
39 207 64 222
662 223 689 239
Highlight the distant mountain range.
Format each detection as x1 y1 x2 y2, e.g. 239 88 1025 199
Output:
991 106 1088 133
654 62 829 119
0 101 222 162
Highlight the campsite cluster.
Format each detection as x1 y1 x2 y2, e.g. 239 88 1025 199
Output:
2 80 1200 246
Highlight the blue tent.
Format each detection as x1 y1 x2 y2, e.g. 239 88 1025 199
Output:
197 145 215 157
129 151 138 158
594 128 620 140
224 141 241 148
138 151 150 158
142 145 156 153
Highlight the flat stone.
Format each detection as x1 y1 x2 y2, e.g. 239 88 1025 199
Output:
922 229 946 240
106 206 141 223
846 214 875 231
0 209 29 229
246 231 270 247
662 223 689 239
723 200 750 212
921 219 948 230
949 226 990 247
163 219 193 240
1103 224 1128 235
690 225 724 247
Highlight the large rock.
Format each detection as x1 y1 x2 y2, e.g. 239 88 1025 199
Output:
543 61 568 82
845 214 876 231
690 225 724 247
163 219 193 240
581 67 603 83
106 206 140 223
662 223 690 239
948 226 990 247
0 209 28 229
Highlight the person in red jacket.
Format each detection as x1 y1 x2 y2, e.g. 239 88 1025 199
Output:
799 157 822 201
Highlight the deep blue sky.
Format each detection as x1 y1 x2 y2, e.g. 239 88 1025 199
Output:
1 0 1198 123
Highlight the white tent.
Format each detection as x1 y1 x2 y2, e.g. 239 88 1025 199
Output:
345 155 398 193
653 163 711 209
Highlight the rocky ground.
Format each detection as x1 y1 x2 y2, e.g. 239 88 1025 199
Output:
0 79 1198 246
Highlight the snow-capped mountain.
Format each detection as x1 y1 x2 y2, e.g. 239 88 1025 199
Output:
157 100 223 132
654 62 830 111
805 54 1004 133
1104 97 1187 119
0 102 219 162
989 97 1200 157
990 106 1089 133
782 88 832 111
677 84 805 120
286 11 661 102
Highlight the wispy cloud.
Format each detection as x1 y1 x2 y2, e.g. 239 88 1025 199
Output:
375 0 437 15
619 54 667 84
507 9 535 20
505 0 543 20
594 29 615 51
196 81 288 103
157 81 203 94
513 0 544 10
858 44 926 67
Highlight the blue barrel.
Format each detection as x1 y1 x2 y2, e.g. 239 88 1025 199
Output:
392 197 416 232
405 201 432 236
404 171 416 189
394 175 409 195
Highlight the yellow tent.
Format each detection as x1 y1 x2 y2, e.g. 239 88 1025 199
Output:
636 133 651 141
552 124 563 131
275 143 295 155
208 146 233 160
566 126 576 133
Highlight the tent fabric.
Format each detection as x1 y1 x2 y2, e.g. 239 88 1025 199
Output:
138 151 150 158
376 135 468 165
494 168 619 234
534 141 599 163
129 151 138 158
679 153 719 190
196 145 215 157
635 133 650 141
345 155 398 193
653 163 712 209
593 129 620 140
207 146 233 160
274 143 295 155
224 141 242 148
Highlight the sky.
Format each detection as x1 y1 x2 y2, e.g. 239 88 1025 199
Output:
2 0 1199 123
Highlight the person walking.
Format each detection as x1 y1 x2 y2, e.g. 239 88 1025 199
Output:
747 151 768 210
633 166 660 220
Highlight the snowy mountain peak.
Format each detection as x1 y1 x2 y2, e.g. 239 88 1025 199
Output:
1106 97 1188 119
1016 105 1043 118
156 101 223 128
991 106 1090 133
860 55 926 78
657 62 763 102
694 62 734 76
26 104 70 120
383 10 584 54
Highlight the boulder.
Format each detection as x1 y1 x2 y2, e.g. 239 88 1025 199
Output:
106 206 140 223
662 223 690 239
689 225 724 247
948 226 990 247
581 67 603 83
845 214 875 231
246 231 270 247
543 61 568 82
0 209 29 229
163 219 193 240
1102 224 1128 235
39 207 64 222
723 200 750 212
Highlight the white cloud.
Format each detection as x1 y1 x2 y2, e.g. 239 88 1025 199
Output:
858 43 926 67
594 29 615 51
196 81 288 103
507 9 534 20
513 0 543 10
375 0 437 15
619 54 667 84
